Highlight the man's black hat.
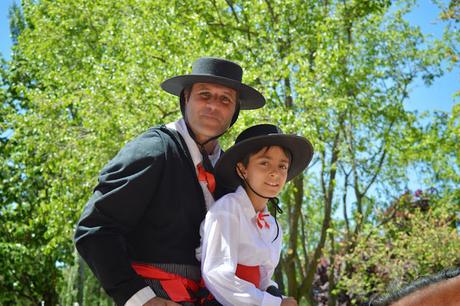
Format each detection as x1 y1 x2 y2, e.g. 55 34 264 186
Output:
161 57 265 110
161 57 265 126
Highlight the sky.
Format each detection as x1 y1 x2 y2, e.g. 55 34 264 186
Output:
0 0 458 113
0 1 457 215
402 1 459 113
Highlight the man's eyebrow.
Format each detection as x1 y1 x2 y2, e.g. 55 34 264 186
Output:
195 87 234 97
221 90 236 98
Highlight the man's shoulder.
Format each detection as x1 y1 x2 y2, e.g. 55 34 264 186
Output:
135 125 171 141
123 126 183 154
120 127 164 156
108 126 179 165
100 126 186 175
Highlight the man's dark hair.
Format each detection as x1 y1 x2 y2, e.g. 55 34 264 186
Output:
370 267 460 306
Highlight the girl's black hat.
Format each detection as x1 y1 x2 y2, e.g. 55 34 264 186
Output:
215 124 314 189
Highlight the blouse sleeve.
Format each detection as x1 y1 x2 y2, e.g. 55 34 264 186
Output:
201 209 282 306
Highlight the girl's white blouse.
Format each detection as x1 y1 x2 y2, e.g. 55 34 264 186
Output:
201 186 283 306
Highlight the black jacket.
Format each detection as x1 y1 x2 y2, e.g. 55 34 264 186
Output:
75 126 209 305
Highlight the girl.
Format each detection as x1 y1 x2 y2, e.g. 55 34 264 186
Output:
200 124 313 306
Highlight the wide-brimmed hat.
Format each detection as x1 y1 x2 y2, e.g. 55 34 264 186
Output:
161 57 265 110
215 124 314 189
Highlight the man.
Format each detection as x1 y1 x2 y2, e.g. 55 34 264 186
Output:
74 57 265 306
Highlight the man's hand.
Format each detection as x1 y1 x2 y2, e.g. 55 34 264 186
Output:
143 297 181 306
281 297 298 306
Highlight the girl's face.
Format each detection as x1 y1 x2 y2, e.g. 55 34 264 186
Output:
237 146 290 199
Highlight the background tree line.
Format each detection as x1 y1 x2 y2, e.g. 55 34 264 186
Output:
1 0 459 305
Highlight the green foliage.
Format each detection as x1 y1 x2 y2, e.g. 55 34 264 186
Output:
0 0 458 304
58 254 114 306
335 190 460 303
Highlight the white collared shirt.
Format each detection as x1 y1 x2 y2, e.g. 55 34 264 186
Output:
166 118 221 168
167 118 221 210
126 119 222 306
201 186 283 306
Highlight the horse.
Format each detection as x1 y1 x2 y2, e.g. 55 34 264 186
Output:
371 267 460 306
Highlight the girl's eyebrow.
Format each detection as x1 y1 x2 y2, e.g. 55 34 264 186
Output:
255 155 271 159
255 155 290 163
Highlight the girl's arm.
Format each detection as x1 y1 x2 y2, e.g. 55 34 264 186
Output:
201 210 282 306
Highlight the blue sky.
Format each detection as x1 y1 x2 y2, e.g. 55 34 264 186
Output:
0 0 458 113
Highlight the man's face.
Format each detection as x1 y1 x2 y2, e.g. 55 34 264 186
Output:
185 82 237 143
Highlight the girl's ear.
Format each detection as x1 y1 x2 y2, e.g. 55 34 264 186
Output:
236 162 247 179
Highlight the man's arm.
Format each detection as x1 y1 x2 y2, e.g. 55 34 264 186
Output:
75 129 166 305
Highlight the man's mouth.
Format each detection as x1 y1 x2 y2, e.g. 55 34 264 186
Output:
201 114 220 121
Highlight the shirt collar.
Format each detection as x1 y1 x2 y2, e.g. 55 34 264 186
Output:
166 118 221 167
234 186 270 218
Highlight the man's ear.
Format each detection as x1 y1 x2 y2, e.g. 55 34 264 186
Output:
236 162 246 179
183 88 190 104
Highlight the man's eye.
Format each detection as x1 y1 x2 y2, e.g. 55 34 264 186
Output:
221 96 233 104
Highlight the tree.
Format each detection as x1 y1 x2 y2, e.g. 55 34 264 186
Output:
335 188 459 304
1 0 457 304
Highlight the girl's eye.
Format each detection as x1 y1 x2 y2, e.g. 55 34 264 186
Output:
280 164 288 170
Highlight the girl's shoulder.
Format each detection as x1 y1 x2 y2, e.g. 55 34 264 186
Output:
209 190 247 216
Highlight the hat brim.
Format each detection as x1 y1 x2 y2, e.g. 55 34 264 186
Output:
161 74 265 110
215 134 314 190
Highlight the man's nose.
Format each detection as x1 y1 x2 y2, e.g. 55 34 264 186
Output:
205 95 219 108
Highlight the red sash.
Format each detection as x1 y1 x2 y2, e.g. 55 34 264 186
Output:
131 262 261 303
131 263 200 302
236 264 261 288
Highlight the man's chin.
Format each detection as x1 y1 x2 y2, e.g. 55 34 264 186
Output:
202 124 229 135
194 125 229 141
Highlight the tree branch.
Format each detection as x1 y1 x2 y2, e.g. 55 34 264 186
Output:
224 0 240 23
